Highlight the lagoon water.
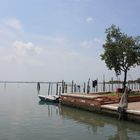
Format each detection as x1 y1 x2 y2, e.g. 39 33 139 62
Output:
0 83 140 140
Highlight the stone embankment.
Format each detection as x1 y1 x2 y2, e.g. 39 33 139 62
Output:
61 93 140 123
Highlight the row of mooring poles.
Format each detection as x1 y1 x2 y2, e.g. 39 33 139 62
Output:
37 78 116 95
56 82 63 95
37 78 140 95
37 81 67 96
37 77 122 95
101 75 116 92
71 80 82 93
70 79 98 94
56 80 68 95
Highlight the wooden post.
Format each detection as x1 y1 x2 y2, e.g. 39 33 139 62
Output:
77 85 80 92
111 77 114 92
74 84 76 93
59 86 61 95
109 84 110 92
56 82 58 95
48 82 51 95
118 77 120 88
50 83 53 95
87 78 90 93
96 79 98 92
83 82 86 93
37 82 40 94
103 75 105 92
131 81 133 90
71 80 74 93
65 84 67 93
134 81 136 91
62 80 65 93
63 81 65 93
128 81 130 90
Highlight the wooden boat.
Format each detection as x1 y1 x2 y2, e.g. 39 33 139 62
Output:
38 95 60 103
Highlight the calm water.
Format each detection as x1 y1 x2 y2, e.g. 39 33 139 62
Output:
0 83 140 140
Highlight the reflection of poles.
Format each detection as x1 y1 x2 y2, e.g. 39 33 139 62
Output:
116 122 128 140
108 122 129 140
48 105 50 117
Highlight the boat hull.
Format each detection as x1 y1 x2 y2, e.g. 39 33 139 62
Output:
38 95 60 103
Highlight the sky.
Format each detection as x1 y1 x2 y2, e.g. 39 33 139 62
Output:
0 0 140 82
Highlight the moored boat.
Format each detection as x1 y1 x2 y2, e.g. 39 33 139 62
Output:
38 95 60 103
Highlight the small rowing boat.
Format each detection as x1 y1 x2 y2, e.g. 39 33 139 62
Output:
38 95 60 103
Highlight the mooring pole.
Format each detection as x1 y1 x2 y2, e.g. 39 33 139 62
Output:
74 84 76 93
59 86 61 95
83 82 86 93
37 82 40 94
65 84 67 93
111 77 113 92
96 78 98 92
56 82 58 95
48 82 51 95
62 80 65 94
71 80 74 93
87 78 90 93
51 83 53 95
103 75 105 92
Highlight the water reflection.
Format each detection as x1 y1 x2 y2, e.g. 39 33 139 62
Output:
61 106 140 140
38 101 140 140
108 122 128 140
38 100 60 106
38 100 60 117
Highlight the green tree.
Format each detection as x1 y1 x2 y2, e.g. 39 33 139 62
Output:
101 25 140 89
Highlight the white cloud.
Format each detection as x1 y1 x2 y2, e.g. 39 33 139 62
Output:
32 35 69 48
80 40 93 48
46 36 67 45
80 38 104 49
13 41 42 57
8 41 44 66
2 18 22 30
86 17 93 22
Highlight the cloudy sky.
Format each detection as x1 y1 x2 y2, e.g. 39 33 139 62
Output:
0 0 140 82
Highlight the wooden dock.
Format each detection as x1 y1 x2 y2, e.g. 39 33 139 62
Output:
61 93 140 123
